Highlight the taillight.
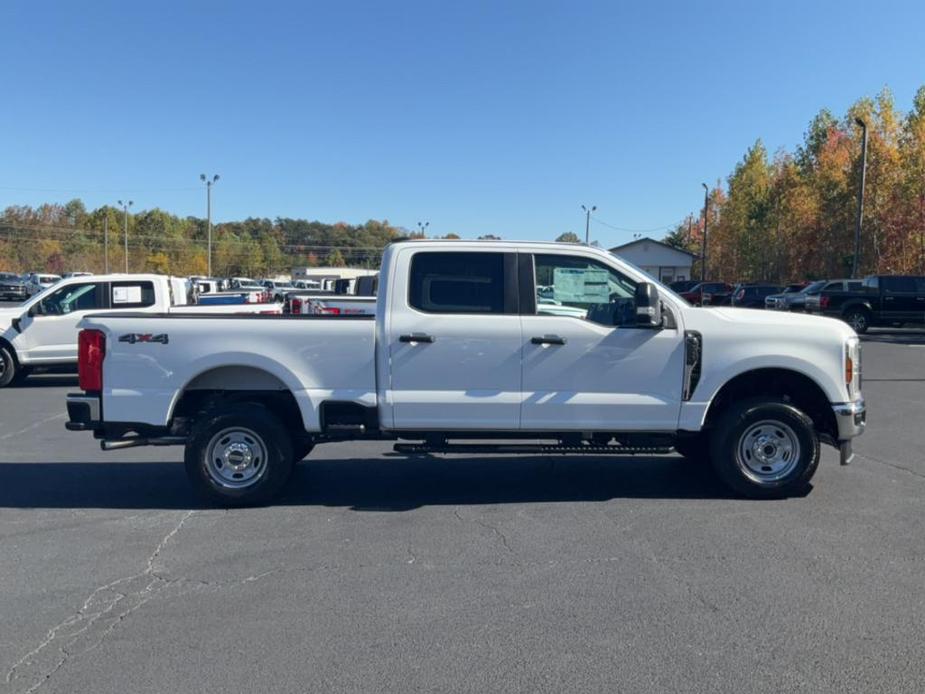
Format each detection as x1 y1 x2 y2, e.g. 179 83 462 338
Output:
820 296 830 309
291 297 303 314
78 329 105 392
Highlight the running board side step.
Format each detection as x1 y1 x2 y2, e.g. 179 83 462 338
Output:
393 443 672 456
101 436 186 451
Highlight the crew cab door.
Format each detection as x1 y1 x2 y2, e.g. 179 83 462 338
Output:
14 281 106 362
880 276 923 322
385 249 523 430
520 253 684 431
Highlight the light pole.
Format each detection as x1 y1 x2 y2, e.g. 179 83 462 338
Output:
117 200 133 272
852 118 868 278
581 204 596 244
701 183 709 281
417 221 429 236
200 174 220 276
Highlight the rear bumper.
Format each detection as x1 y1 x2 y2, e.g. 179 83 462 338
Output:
65 393 101 431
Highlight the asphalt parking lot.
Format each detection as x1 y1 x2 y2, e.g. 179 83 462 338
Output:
1 324 924 693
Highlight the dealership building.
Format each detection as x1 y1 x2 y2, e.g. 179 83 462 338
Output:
609 237 696 284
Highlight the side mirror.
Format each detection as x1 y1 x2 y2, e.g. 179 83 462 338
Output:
635 282 662 328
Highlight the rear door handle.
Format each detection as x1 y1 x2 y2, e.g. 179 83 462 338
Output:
531 335 567 346
399 333 435 343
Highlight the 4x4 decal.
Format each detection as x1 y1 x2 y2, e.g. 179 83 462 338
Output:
118 333 169 345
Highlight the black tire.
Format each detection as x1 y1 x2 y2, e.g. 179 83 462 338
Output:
674 434 711 463
844 307 870 334
184 403 295 507
0 345 18 388
709 398 819 499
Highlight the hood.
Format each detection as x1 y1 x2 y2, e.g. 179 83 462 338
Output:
686 305 856 341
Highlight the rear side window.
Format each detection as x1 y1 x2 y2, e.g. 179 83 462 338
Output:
409 252 506 314
883 277 916 293
110 281 155 308
847 281 863 291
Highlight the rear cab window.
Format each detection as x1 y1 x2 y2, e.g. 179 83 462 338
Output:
408 252 515 314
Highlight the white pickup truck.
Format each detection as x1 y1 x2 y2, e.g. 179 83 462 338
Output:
0 273 280 386
65 241 866 504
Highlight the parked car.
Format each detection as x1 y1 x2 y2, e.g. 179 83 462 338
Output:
803 279 865 314
24 273 62 296
0 273 280 386
0 272 29 302
806 274 925 333
679 282 733 306
730 284 781 308
66 239 865 505
293 280 321 290
766 281 827 311
62 272 93 279
668 280 699 293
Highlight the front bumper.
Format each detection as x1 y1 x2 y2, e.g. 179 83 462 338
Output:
832 398 866 465
66 393 101 431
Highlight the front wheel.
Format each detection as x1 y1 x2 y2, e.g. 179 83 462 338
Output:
709 398 819 499
184 404 295 506
0 346 19 388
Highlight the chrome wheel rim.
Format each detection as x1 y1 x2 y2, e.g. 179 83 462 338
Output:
736 419 801 484
204 427 269 489
850 312 867 331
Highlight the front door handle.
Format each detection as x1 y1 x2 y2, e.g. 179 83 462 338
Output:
531 335 567 346
399 333 435 343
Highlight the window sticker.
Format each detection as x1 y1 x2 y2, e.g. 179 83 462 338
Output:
113 285 143 304
552 267 610 303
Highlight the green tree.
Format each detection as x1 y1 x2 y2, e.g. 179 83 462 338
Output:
555 232 580 243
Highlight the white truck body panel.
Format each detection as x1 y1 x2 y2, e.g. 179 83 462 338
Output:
74 241 858 438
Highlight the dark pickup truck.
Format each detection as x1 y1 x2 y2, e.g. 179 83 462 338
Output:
806 275 925 333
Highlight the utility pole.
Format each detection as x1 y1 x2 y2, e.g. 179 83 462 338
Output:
580 204 596 244
200 174 220 276
701 183 709 281
852 118 868 278
103 215 109 274
117 200 133 273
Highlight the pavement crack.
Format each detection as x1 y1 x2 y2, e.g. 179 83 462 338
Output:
5 510 195 694
858 452 925 480
453 507 513 553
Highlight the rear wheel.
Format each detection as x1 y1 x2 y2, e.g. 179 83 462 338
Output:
184 403 295 506
710 398 819 499
844 307 870 334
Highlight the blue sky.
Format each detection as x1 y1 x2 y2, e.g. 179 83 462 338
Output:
2 0 923 245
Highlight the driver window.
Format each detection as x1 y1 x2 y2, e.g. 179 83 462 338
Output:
534 254 637 326
39 283 101 315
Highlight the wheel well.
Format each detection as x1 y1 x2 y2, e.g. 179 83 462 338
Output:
0 337 19 365
842 302 870 316
172 388 304 440
704 368 837 441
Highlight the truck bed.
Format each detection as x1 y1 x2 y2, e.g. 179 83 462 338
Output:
81 313 376 431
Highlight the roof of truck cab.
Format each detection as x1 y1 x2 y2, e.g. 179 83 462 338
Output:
53 273 172 283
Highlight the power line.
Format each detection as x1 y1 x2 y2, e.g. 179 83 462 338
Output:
590 215 682 234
